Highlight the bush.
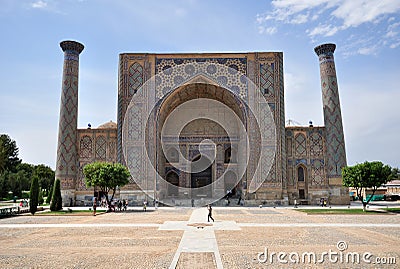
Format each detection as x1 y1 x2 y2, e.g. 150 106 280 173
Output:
50 179 62 211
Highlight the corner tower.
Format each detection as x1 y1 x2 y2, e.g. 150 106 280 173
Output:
55 40 84 206
314 43 347 181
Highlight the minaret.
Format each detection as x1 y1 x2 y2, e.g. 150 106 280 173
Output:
56 40 84 206
314 43 347 180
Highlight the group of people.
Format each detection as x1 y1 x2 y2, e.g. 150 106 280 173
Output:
18 199 29 207
93 197 128 215
92 196 217 223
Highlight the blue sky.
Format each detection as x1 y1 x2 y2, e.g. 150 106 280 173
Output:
0 0 399 169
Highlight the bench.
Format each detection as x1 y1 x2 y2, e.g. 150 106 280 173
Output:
0 206 18 218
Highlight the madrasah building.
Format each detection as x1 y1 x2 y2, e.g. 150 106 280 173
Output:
55 40 349 206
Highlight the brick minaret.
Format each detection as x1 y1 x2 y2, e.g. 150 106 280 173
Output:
56 40 84 206
314 43 347 180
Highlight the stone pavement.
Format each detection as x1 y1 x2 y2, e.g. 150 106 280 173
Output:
160 208 240 269
0 206 399 268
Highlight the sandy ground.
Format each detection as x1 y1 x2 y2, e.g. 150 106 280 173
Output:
0 207 399 269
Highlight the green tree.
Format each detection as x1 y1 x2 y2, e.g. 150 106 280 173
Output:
392 167 400 180
29 175 39 215
46 184 53 204
38 189 44 205
50 179 62 211
0 171 10 199
34 164 55 195
83 162 130 210
16 163 34 191
0 134 21 174
7 165 32 198
342 161 393 211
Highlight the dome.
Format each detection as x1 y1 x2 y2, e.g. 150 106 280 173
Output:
97 120 117 129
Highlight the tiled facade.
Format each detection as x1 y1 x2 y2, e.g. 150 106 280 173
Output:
56 42 349 206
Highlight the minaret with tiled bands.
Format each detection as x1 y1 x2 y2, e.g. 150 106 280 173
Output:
56 40 84 206
314 43 347 180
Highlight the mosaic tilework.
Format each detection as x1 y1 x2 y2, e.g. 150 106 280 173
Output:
286 127 327 188
77 164 89 191
117 61 144 165
287 166 294 185
316 45 347 178
278 53 286 188
76 129 117 191
260 63 274 97
129 62 144 95
311 159 325 185
309 131 323 156
109 141 116 159
126 146 143 184
286 138 292 157
56 41 84 190
155 57 247 100
127 104 143 141
295 134 306 156
79 136 92 158
95 136 107 159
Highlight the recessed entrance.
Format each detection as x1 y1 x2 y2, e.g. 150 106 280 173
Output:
191 155 212 197
166 171 179 197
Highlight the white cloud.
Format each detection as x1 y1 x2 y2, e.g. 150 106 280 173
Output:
357 46 377 55
386 22 400 38
307 24 339 37
263 0 400 31
258 0 400 56
331 0 400 29
265 26 277 35
258 26 277 35
290 13 309 24
31 0 47 9
390 42 400 49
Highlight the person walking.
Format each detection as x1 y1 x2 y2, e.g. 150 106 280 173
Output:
143 200 147 212
207 204 214 222
93 197 97 216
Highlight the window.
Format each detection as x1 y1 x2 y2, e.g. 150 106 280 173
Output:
298 166 305 182
224 147 231 163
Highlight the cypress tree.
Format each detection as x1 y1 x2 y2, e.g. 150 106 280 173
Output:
29 175 39 215
50 178 62 211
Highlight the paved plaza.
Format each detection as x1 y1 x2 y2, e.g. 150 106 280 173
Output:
0 206 399 268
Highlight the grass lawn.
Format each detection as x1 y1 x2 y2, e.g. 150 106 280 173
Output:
382 208 400 213
37 209 107 215
295 208 399 214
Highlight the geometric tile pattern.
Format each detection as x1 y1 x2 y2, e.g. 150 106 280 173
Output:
77 164 88 191
76 129 117 191
155 57 247 99
56 41 84 190
311 159 325 185
294 133 306 156
260 63 274 97
309 131 323 156
118 62 144 164
79 135 92 158
95 135 107 160
129 62 144 95
316 44 347 178
286 127 328 189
